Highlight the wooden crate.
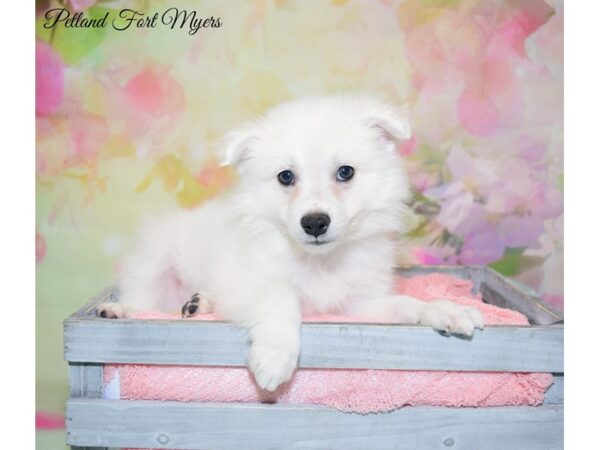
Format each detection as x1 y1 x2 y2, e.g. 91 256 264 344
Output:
64 265 564 450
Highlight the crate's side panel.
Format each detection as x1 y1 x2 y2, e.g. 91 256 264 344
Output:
67 286 117 320
544 374 564 405
482 268 563 325
68 363 103 398
66 399 563 450
395 265 563 326
395 265 488 295
394 264 470 278
67 363 106 450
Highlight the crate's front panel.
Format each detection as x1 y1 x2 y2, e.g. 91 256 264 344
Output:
64 319 563 372
67 399 563 450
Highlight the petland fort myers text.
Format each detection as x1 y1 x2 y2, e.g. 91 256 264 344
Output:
43 8 223 35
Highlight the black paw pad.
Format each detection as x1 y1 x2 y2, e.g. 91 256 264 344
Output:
97 308 118 319
182 294 201 318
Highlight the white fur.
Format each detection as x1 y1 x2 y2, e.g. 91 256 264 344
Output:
97 95 484 391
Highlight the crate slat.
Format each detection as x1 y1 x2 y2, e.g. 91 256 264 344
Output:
66 399 563 450
64 318 563 372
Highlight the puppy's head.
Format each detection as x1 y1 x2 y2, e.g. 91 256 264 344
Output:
221 95 412 253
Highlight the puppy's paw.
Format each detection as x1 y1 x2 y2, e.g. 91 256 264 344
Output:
181 293 213 318
420 300 484 337
248 343 299 392
95 302 126 319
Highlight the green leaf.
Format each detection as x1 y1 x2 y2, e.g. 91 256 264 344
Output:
489 250 546 277
418 143 445 165
411 189 430 203
503 247 527 256
557 173 564 192
406 219 430 238
35 7 110 65
422 0 461 7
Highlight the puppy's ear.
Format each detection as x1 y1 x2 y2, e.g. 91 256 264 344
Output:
219 123 259 167
365 101 412 150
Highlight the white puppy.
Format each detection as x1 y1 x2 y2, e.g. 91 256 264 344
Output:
97 95 484 391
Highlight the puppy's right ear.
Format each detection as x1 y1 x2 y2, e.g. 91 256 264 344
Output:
219 123 259 167
365 101 412 144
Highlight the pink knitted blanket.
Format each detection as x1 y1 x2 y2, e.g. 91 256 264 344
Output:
103 274 553 413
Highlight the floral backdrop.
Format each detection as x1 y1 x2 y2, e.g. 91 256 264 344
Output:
35 0 563 446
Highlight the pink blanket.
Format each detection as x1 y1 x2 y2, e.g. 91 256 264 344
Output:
103 274 553 413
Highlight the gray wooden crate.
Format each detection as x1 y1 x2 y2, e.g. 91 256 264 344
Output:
64 265 564 450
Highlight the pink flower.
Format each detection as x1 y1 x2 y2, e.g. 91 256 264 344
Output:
542 294 563 310
519 136 546 163
528 183 563 219
196 161 233 189
36 41 64 116
411 171 439 193
424 147 498 234
493 162 534 199
459 228 506 265
67 0 97 12
428 185 474 234
125 69 186 117
68 114 110 162
485 187 522 214
36 231 46 263
446 146 497 192
457 88 500 137
36 411 64 430
525 0 563 78
412 248 458 266
412 248 443 265
451 203 490 236
498 215 545 248
397 135 417 156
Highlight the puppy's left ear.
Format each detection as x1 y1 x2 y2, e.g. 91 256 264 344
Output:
365 101 412 150
219 122 259 167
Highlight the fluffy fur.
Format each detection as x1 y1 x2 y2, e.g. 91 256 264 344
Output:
97 95 484 391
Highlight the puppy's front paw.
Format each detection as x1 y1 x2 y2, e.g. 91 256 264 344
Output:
95 302 126 319
420 301 484 336
181 293 213 318
248 343 299 392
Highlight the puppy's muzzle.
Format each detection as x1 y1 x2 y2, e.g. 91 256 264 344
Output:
301 213 330 238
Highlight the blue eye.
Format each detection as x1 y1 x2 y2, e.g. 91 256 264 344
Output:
336 165 355 182
277 170 295 186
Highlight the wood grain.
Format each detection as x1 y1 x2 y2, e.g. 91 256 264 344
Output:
66 399 564 450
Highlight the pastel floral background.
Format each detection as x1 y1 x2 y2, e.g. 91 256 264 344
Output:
35 0 563 447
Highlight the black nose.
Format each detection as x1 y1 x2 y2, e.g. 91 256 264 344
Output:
301 213 331 238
